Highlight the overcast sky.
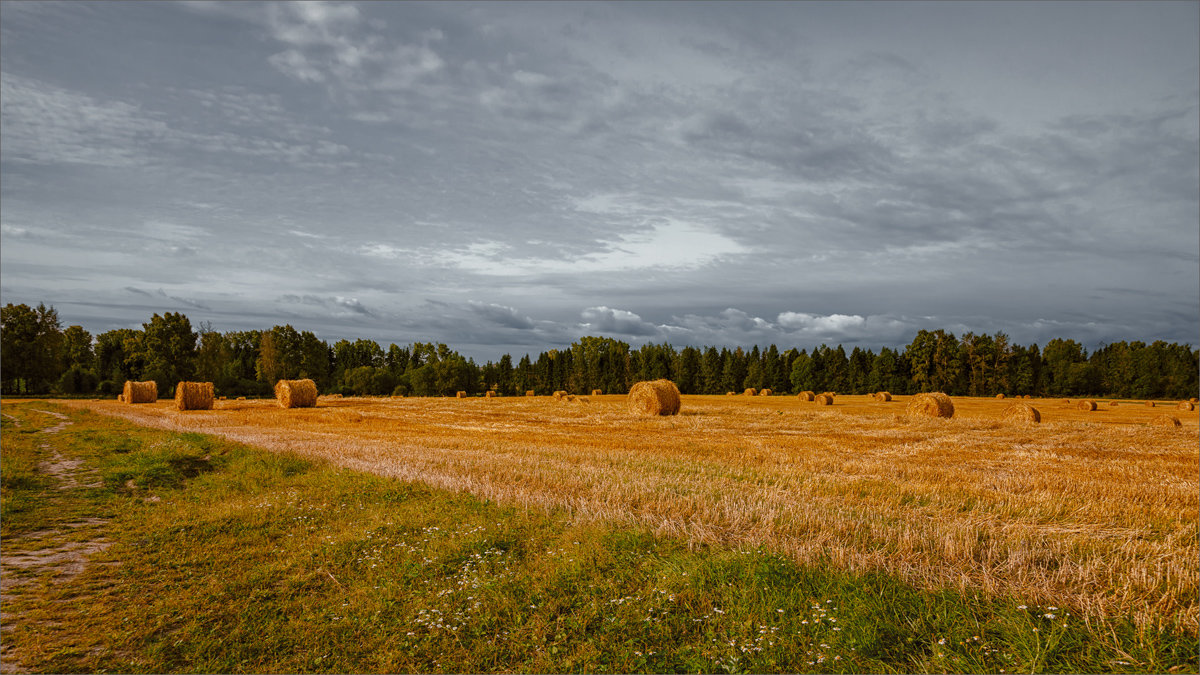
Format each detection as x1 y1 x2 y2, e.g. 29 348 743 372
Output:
2 1 1197 360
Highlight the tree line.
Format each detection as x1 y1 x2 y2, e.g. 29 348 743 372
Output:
2 303 1197 400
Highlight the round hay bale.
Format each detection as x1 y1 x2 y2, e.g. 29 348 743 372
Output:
526 390 535 396
1152 414 1181 428
1001 403 1040 424
275 379 318 408
485 390 496 398
797 391 815 401
236 396 246 401
1144 401 1155 407
552 390 567 401
995 393 1005 399
628 379 682 416
123 380 158 404
456 391 467 399
907 392 954 418
814 394 833 406
219 396 227 400
874 391 892 402
591 389 602 396
1077 400 1097 411
117 394 124 403
1022 394 1032 399
759 388 772 396
174 381 214 411
1177 401 1195 411
726 392 735 396
1109 401 1119 407
743 388 757 396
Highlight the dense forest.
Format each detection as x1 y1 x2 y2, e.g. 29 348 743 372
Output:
2 303 1197 400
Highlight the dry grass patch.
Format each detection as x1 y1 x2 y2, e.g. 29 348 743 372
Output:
71 394 1199 636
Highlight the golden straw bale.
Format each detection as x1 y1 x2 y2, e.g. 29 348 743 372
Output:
485 390 496 398
874 392 892 402
627 379 682 416
1145 401 1156 407
1023 394 1032 399
1152 414 1182 428
236 396 246 401
726 392 735 396
591 389 602 396
1001 403 1040 424
996 393 1006 399
744 388 757 396
553 390 567 400
1177 401 1195 411
797 391 815 401
526 390 535 396
814 394 833 406
759 388 772 396
123 380 158 403
456 391 467 399
219 396 227 400
117 394 124 403
1077 400 1097 411
174 381 214 411
1109 401 1119 407
907 392 954 418
275 379 318 408
821 391 837 397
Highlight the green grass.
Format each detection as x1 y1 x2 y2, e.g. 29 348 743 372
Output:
1 401 1195 673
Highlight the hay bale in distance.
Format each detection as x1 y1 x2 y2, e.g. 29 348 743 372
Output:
275 379 318 409
996 393 1006 399
455 391 467 399
485 390 496 398
814 394 833 406
1152 414 1182 428
117 394 124 403
1109 401 1119 407
236 396 246 401
628 379 682 416
526 390 535 396
1023 394 1032 399
552 390 567 401
1145 401 1156 407
174 381 214 411
726 392 735 396
591 389 602 396
1077 400 1097 411
874 391 892 402
123 380 157 404
1177 401 1196 411
743 388 757 396
797 391 815 401
759 388 772 396
907 392 954 418
1001 403 1040 424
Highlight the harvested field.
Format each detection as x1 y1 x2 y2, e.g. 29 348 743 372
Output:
69 393 1199 635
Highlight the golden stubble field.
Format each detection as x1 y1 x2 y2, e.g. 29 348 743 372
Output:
68 393 1198 634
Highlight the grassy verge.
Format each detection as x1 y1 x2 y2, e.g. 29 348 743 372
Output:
1 401 1195 674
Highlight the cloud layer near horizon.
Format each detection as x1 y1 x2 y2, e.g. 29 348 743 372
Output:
2 1 1197 359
